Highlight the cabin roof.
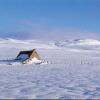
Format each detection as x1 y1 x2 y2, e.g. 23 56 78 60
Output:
15 49 41 60
18 49 35 56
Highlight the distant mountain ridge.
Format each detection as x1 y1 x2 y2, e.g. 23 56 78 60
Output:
0 38 100 45
55 39 100 47
1 38 100 50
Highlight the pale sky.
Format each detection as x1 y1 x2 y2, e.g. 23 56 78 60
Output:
0 0 100 40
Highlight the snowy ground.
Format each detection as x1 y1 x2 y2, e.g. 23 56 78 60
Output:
0 38 100 99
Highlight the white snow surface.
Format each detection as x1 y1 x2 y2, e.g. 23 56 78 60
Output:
28 57 42 64
0 38 100 99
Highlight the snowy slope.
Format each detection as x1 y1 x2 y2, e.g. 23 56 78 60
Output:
0 38 56 49
0 38 100 99
55 39 100 46
55 39 100 50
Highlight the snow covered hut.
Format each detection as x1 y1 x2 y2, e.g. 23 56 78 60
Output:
15 49 41 64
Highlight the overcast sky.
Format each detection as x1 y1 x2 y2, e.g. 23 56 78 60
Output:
0 0 100 40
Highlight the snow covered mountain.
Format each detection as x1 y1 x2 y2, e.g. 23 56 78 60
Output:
55 39 100 46
0 38 56 49
55 39 100 50
1 38 100 49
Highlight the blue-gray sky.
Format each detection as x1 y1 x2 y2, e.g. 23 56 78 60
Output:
0 0 100 40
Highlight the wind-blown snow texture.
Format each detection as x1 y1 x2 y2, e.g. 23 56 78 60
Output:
0 38 100 99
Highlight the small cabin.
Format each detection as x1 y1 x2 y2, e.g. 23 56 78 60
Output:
15 49 41 64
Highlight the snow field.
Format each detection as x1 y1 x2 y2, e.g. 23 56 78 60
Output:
0 39 100 99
